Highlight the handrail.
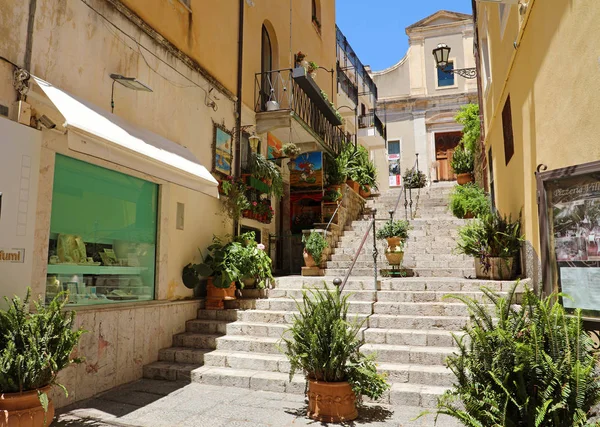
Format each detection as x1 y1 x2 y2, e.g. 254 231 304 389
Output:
340 211 376 293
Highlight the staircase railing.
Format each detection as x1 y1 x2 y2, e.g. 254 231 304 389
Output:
338 154 421 293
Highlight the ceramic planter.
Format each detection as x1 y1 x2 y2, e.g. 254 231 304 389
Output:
463 211 475 219
457 173 474 185
489 257 515 280
346 179 360 193
307 380 358 423
206 278 236 301
303 251 317 268
0 386 54 427
385 237 402 249
359 185 371 199
474 257 489 279
385 252 404 266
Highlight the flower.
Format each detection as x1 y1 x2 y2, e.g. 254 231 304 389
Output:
252 201 258 206
257 243 265 251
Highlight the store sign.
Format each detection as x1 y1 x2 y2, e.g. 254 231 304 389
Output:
541 169 600 316
0 248 25 263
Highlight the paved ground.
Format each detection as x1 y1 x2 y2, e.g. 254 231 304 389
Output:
54 379 460 427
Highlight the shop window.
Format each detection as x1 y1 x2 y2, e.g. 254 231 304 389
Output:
502 95 514 165
437 61 455 87
46 155 158 306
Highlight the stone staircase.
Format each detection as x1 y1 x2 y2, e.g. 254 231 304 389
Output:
144 182 528 408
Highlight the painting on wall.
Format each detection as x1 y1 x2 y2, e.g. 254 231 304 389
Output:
213 123 233 176
290 151 323 193
267 132 283 160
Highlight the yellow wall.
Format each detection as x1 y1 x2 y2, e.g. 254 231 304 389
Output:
479 0 600 256
121 0 338 110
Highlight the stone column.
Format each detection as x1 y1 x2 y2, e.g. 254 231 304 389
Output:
412 111 429 182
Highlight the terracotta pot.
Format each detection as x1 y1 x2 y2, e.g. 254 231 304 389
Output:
463 211 475 219
346 179 360 193
242 277 256 289
307 380 358 423
0 386 54 427
385 237 402 249
206 278 236 301
327 185 343 202
303 251 317 268
385 252 404 266
489 257 515 280
457 173 474 185
359 186 371 199
474 258 489 279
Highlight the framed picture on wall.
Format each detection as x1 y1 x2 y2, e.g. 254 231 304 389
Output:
213 123 233 176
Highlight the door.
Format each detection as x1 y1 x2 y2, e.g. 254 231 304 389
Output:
434 131 462 181
260 25 273 111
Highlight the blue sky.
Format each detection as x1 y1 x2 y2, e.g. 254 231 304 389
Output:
336 0 473 71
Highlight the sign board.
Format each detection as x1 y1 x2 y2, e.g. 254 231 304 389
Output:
0 248 25 263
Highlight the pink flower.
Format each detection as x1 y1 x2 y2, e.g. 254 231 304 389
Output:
257 243 265 250
252 201 258 206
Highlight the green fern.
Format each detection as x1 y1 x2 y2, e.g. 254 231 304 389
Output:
423 282 600 426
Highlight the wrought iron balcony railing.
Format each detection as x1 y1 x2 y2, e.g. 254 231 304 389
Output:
358 112 386 139
254 68 351 155
336 25 377 99
337 63 358 106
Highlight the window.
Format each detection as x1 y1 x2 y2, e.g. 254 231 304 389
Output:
437 61 455 88
46 155 158 306
388 140 401 157
312 0 321 31
488 147 496 211
502 95 514 165
481 36 492 91
260 25 273 111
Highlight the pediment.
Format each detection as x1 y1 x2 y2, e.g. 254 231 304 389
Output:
407 10 472 31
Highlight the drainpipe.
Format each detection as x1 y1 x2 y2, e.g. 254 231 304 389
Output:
471 0 488 191
233 0 245 235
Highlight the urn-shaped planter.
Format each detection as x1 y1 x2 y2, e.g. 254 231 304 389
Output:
385 237 403 249
303 251 318 268
307 380 358 423
385 252 404 266
457 173 474 185
0 386 55 427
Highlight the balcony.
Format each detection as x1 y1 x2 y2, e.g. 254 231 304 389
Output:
337 63 358 107
358 112 386 146
254 67 351 155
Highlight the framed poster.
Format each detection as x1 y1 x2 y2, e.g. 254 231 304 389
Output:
290 151 323 193
538 161 600 318
213 123 233 176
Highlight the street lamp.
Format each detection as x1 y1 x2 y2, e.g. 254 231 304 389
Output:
432 44 478 79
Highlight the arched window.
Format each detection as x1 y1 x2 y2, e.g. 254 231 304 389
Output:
312 0 321 31
260 24 273 111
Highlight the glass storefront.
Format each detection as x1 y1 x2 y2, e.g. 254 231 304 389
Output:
46 155 158 306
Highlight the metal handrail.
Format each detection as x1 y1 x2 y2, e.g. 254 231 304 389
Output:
340 210 377 293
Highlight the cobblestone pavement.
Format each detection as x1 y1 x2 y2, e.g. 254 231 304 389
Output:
54 379 460 427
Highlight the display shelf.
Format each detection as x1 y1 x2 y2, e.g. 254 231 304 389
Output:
47 265 147 275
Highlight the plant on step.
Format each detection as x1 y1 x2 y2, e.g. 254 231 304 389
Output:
281 285 390 400
324 153 347 186
450 142 474 175
403 168 427 189
448 183 491 219
231 239 274 289
194 236 243 288
248 152 284 198
421 282 600 426
0 289 85 416
302 231 328 264
376 219 411 240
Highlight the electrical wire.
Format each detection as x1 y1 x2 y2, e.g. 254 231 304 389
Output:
79 0 223 99
0 56 21 69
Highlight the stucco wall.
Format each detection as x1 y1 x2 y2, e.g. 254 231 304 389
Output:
480 0 600 260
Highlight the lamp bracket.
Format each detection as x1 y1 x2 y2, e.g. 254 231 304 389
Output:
441 67 478 79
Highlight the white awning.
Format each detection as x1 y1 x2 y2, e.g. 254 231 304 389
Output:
31 76 219 198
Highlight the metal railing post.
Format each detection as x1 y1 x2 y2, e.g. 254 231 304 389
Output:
415 153 419 174
371 209 378 292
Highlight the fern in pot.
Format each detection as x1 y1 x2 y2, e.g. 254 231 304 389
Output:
282 286 389 423
0 290 84 427
302 231 328 268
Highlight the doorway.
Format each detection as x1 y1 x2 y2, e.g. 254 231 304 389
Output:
434 131 462 181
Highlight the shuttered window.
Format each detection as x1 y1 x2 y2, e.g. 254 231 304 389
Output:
502 95 514 165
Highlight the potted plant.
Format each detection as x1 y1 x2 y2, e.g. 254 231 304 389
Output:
282 143 301 160
0 290 84 427
308 61 318 79
324 153 347 195
302 231 328 268
220 176 251 224
355 161 378 198
403 168 427 189
296 51 308 69
249 153 284 198
232 232 274 289
282 286 389 422
376 219 411 250
455 211 523 280
338 145 360 192
448 183 491 219
450 143 474 185
323 187 343 203
194 237 242 303
422 283 600 426
384 241 405 266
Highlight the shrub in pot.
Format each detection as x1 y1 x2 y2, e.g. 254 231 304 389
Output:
423 283 600 426
194 236 242 302
231 233 274 289
450 143 474 185
302 231 328 268
249 153 284 198
282 286 389 422
403 168 427 189
0 290 84 427
448 183 491 219
376 219 411 250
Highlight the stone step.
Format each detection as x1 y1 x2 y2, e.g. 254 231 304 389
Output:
379 277 528 292
236 309 369 325
363 328 459 347
186 319 231 334
373 301 484 317
255 298 374 314
368 314 469 330
173 332 220 349
226 321 289 339
326 260 474 270
196 309 240 322
379 363 454 387
338 235 457 247
361 343 454 365
376 290 508 303
216 335 283 354
275 276 378 291
330 253 471 263
324 267 475 278
387 382 448 407
158 347 210 364
268 288 377 302
203 350 290 373
143 361 201 382
332 245 456 255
